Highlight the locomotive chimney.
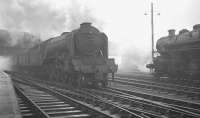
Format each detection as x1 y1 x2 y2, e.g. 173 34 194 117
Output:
168 29 175 37
80 22 92 28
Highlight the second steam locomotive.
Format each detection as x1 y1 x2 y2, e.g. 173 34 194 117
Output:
12 22 118 87
147 24 200 79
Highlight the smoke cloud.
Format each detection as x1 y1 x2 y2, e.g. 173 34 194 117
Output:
0 29 12 47
0 0 101 39
0 56 12 70
65 0 102 30
109 41 151 72
0 0 66 39
0 0 104 70
0 0 150 72
117 48 150 72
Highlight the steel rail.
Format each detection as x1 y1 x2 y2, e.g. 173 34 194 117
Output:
82 88 200 118
13 77 145 118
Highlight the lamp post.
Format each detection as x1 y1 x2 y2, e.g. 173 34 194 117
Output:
145 1 160 72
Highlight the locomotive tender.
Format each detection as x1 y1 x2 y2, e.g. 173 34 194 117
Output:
147 24 200 79
12 22 118 87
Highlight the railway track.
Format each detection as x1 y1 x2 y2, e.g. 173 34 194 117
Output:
12 76 147 118
16 88 43 118
14 81 116 118
8 71 200 118
83 88 200 118
115 73 200 87
108 78 200 115
113 76 200 93
110 76 200 102
107 88 200 114
47 85 200 118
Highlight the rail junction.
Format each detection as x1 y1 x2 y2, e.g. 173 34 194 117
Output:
2 71 199 118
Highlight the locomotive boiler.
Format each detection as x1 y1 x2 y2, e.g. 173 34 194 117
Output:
147 24 200 79
13 22 118 87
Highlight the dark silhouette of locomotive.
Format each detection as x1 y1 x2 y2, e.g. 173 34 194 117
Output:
13 22 118 87
147 24 200 79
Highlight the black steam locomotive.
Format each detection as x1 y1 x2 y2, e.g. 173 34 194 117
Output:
12 22 118 87
147 24 200 80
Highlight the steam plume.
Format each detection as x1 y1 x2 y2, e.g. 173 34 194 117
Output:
0 0 101 39
0 0 150 72
0 56 12 70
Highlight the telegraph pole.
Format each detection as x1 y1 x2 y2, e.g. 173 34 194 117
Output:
145 1 159 72
151 2 154 61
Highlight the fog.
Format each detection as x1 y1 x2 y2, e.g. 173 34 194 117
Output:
0 56 12 70
0 0 199 72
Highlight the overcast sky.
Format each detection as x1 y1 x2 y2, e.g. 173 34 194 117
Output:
0 0 199 71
